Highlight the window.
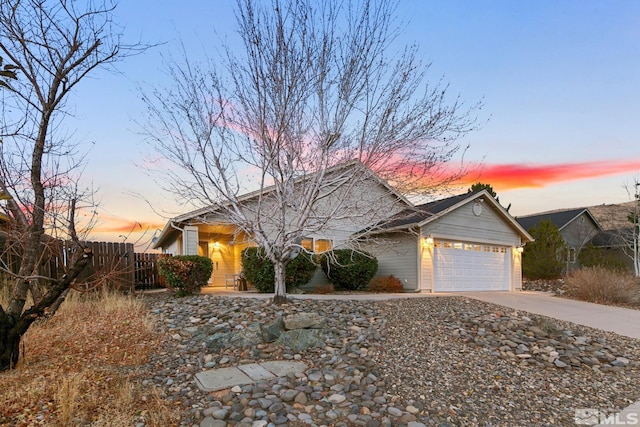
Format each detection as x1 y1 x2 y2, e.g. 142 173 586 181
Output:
301 237 332 253
314 239 332 253
301 239 313 251
558 247 576 263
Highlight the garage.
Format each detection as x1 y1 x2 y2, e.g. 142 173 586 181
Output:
433 240 510 291
362 189 532 292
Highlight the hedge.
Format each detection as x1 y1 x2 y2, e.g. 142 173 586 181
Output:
320 249 378 290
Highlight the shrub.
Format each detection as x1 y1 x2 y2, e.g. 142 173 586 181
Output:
312 283 334 294
241 247 316 293
369 275 403 293
578 243 628 272
565 267 640 306
320 249 378 291
157 255 213 296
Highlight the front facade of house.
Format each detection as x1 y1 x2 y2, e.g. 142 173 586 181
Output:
154 166 533 292
153 164 412 287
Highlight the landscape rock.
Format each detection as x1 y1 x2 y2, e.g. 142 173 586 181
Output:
283 312 325 330
141 292 639 427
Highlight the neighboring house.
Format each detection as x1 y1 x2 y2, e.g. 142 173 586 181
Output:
587 201 638 272
153 166 533 292
516 208 602 273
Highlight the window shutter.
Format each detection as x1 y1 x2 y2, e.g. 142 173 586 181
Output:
182 226 199 255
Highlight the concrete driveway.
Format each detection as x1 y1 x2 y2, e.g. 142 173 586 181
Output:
461 291 640 340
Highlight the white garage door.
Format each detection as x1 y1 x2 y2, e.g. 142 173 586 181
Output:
434 241 510 291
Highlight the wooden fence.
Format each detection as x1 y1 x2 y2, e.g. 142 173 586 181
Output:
134 252 164 290
2 239 164 292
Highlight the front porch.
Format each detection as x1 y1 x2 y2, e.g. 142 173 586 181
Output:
194 224 254 288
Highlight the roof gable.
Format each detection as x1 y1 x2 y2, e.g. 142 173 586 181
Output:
516 208 602 233
153 161 412 249
367 190 533 242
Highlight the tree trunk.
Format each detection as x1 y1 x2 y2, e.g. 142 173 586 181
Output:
273 259 287 305
0 248 93 371
0 309 20 370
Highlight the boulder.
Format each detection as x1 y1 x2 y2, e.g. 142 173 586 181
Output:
284 312 325 330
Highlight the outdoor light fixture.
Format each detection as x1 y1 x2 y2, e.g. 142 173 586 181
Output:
516 246 524 253
425 236 434 246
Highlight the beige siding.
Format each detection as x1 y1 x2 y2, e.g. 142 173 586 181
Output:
422 202 521 246
513 248 523 290
420 240 434 292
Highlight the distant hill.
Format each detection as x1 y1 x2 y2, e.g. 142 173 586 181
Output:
587 201 636 231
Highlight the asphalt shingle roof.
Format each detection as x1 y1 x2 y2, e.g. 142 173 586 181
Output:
516 208 587 232
374 192 475 230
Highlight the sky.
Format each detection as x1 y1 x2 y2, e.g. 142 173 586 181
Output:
61 0 640 251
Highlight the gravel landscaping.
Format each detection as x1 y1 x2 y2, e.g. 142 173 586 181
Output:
142 293 640 426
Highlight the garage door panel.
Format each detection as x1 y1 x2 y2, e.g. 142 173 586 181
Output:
434 240 510 291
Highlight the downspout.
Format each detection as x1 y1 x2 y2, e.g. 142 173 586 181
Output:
169 221 184 255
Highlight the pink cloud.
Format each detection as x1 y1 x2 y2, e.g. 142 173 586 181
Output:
463 159 640 190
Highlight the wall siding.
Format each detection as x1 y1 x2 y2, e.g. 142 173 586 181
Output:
561 214 600 249
364 232 419 291
422 203 521 246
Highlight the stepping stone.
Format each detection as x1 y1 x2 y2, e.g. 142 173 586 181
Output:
194 361 308 392
195 367 252 392
260 360 307 376
238 363 276 381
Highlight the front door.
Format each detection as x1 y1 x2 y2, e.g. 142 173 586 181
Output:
202 240 234 287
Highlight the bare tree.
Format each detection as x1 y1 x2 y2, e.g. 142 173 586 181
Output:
143 0 479 304
0 0 145 371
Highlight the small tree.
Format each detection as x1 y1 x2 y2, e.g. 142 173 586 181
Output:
467 182 510 211
143 0 479 304
578 243 627 272
523 219 567 279
0 0 146 371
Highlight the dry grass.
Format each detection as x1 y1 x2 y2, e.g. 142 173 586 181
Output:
0 288 181 427
565 267 640 307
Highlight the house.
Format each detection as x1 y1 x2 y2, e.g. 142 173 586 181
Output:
516 208 602 272
153 164 533 292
